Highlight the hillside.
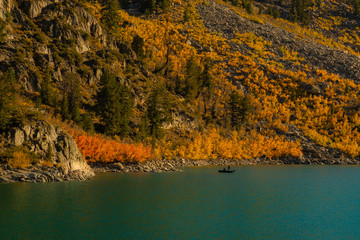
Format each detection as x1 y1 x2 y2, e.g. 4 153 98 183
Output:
1 0 360 176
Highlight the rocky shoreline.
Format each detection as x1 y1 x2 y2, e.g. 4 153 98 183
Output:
1 155 359 183
90 155 360 174
0 164 94 183
90 159 260 173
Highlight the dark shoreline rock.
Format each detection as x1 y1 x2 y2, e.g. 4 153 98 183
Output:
89 156 360 175
0 164 92 183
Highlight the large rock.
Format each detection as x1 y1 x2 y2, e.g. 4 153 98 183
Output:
19 0 52 18
301 82 322 95
3 121 94 181
0 0 13 20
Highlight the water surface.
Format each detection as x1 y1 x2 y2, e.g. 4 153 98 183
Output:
1 166 360 239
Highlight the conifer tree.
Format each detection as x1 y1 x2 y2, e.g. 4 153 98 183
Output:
242 0 253 14
117 81 134 137
354 0 360 15
230 0 240 6
229 91 252 130
315 0 322 8
141 0 171 13
201 60 213 91
119 0 129 9
290 0 310 24
0 69 16 130
80 112 95 133
96 71 133 137
184 56 201 100
131 35 145 58
146 85 172 140
40 71 53 106
141 0 156 13
60 95 70 121
160 0 171 11
183 7 191 22
63 72 81 123
100 0 121 30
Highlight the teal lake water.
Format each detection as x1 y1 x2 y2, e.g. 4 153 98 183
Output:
1 166 360 239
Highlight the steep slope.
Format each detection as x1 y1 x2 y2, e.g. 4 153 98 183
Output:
192 0 360 161
198 0 360 82
1 0 360 172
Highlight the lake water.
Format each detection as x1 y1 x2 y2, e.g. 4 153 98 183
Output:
1 166 360 239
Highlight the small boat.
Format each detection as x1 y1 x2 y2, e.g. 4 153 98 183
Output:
218 169 235 173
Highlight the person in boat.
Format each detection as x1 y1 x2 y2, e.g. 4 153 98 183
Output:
223 167 226 171
228 166 231 170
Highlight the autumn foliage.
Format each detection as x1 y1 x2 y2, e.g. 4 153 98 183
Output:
154 128 302 160
71 131 151 163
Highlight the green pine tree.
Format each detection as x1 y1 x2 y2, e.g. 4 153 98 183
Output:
354 0 360 15
0 68 16 131
290 0 310 24
131 35 145 58
242 0 253 14
119 0 129 9
96 71 133 137
184 56 202 100
229 91 252 130
141 0 156 13
100 0 121 30
63 72 81 123
146 85 172 141
80 112 95 134
60 95 70 121
40 72 53 106
159 0 171 11
201 60 213 91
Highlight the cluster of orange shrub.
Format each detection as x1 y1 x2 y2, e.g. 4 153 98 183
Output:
70 129 302 163
70 131 152 163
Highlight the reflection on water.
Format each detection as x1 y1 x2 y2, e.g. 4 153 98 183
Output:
1 166 360 239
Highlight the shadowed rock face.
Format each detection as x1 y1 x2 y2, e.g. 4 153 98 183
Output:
2 121 94 182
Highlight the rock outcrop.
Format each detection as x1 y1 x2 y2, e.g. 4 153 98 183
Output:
0 121 94 182
0 0 135 95
0 0 13 20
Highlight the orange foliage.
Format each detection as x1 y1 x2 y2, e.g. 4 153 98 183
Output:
41 161 54 167
72 131 152 163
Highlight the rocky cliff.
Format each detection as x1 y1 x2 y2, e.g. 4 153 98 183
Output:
0 0 134 96
0 121 94 182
